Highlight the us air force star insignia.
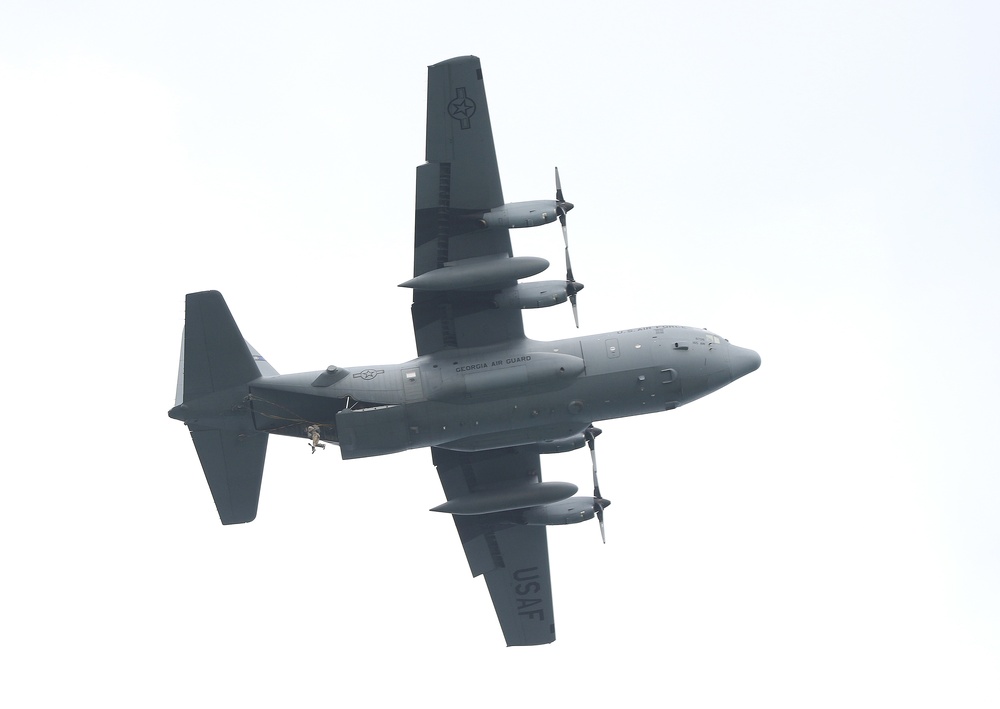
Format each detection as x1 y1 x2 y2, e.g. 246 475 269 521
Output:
354 369 384 381
448 87 476 130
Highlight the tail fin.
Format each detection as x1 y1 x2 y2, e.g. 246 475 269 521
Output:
169 291 270 524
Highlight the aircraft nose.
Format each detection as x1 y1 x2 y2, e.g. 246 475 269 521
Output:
729 345 761 380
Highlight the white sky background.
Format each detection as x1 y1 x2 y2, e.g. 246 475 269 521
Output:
1 1 998 706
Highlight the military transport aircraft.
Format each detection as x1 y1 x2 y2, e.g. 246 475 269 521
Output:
169 56 760 646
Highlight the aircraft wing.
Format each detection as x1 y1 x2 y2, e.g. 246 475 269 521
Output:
410 55 525 355
432 446 556 646
416 58 555 645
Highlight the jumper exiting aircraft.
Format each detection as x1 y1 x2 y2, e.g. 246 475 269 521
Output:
169 56 760 646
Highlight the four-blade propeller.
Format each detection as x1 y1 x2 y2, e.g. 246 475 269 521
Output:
584 425 611 543
555 167 583 327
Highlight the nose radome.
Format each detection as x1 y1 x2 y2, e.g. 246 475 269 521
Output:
730 345 761 380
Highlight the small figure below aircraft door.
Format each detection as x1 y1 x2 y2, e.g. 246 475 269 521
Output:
306 425 325 454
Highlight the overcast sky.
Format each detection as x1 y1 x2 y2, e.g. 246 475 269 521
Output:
2 1 998 706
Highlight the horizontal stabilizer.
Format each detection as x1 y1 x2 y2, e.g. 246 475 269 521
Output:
190 428 267 524
172 291 270 525
182 291 262 401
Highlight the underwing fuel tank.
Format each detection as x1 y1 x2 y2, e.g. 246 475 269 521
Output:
430 481 578 515
430 351 585 400
399 256 548 290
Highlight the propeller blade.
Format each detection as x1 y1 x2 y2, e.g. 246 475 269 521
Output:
554 166 574 226
585 425 602 497
584 425 608 542
589 439 599 497
566 280 584 329
555 167 580 327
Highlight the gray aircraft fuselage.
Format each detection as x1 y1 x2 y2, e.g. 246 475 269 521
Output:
168 56 762 646
233 325 760 460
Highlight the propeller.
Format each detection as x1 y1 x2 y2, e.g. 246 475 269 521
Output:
555 167 583 327
585 425 611 543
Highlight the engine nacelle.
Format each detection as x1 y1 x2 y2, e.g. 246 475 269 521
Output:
522 497 601 526
493 281 571 310
480 200 560 229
